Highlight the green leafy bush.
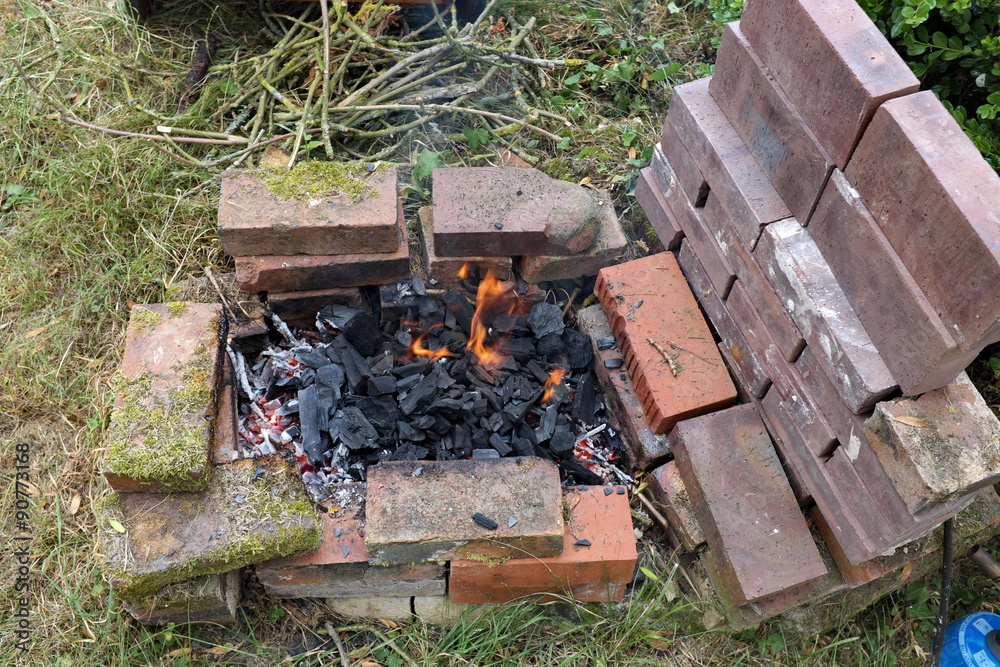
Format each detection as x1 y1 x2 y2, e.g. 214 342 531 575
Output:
857 0 1000 170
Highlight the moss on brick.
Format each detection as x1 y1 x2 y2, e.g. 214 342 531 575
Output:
131 306 162 329
167 301 190 315
258 160 386 203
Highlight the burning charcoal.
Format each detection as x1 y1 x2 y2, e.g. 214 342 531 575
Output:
366 375 397 396
329 335 372 394
528 302 565 339
315 364 344 406
561 329 593 370
298 367 316 388
342 312 381 357
498 337 536 363
503 400 535 424
368 351 394 376
398 368 440 415
559 460 606 486
469 364 497 386
275 376 301 391
472 513 499 530
394 362 429 379
574 539 592 547
597 336 617 351
473 448 500 460
571 372 598 424
489 433 513 456
284 424 301 440
525 359 550 384
397 421 425 442
354 395 399 434
411 274 426 296
342 407 381 450
603 358 624 370
549 428 576 458
390 442 430 461
439 292 474 334
275 399 299 416
298 384 326 465
318 305 364 330
295 349 331 369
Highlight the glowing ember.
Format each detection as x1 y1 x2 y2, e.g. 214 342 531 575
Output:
466 268 517 368
541 367 567 402
457 262 472 281
410 332 451 360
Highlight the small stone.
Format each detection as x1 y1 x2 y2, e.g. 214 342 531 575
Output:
574 539 592 547
413 466 424 477
604 488 614 496
604 358 623 370
334 527 342 538
616 487 625 495
234 495 245 505
342 546 350 558
597 336 616 350
508 516 518 528
472 513 499 530
633 300 643 308
494 222 504 230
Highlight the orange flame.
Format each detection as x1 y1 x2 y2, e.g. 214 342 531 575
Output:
458 262 472 281
410 332 451 360
541 368 567 403
466 269 517 368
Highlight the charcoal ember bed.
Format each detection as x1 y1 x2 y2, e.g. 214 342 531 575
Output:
228 274 630 503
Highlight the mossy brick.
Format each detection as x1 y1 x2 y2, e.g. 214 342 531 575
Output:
218 165 399 257
702 195 804 361
709 22 834 222
257 484 445 598
234 197 409 292
577 305 670 471
517 191 628 283
844 91 1000 352
634 166 683 252
596 253 736 435
677 240 770 399
98 456 319 602
103 303 224 493
665 78 790 250
865 372 1000 515
756 218 897 413
417 206 512 283
810 170 972 395
648 461 705 552
449 486 637 603
364 458 564 563
740 0 919 168
265 286 363 328
123 571 240 626
669 404 826 603
432 167 599 257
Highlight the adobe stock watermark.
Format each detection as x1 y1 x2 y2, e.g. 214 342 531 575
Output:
10 442 32 654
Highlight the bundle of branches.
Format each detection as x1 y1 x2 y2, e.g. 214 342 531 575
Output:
59 0 581 169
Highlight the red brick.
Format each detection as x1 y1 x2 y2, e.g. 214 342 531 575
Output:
865 372 1000 515
496 149 533 169
660 122 708 207
432 167 600 257
670 404 826 603
212 356 238 466
417 206 513 283
103 303 223 493
364 458 564 563
756 219 897 412
518 192 628 282
844 92 1000 351
812 508 926 588
665 78 791 250
218 166 399 257
810 170 971 395
577 305 670 471
677 240 770 398
257 485 445 598
596 253 736 435
710 22 834 221
702 195 804 361
740 0 919 168
266 286 363 328
124 571 240 626
449 486 637 603
234 199 409 292
648 461 705 551
635 166 683 251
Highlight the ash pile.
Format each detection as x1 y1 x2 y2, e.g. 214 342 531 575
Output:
228 273 631 503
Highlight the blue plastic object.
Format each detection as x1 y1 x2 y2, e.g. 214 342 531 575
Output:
939 612 1000 667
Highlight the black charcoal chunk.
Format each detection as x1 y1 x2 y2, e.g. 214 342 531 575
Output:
390 442 430 461
332 406 378 451
318 305 363 330
342 312 381 357
571 372 598 424
616 487 626 495
574 539 592 547
498 337 535 363
354 395 398 434
604 487 614 496
596 336 617 351
298 384 325 465
512 438 534 457
411 274 426 296
536 332 563 359
603 358 624 370
488 433 512 456
396 373 423 392
398 422 425 442
559 460 605 486
472 513 498 530
561 329 593 370
398 369 440 415
525 359 550 384
517 423 537 446
472 448 500 460
528 302 565 339
295 350 331 369
549 428 576 458
429 397 464 419
439 292 474 334
366 375 397 396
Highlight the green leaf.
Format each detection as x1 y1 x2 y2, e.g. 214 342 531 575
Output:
977 103 998 120
987 92 1000 105
557 137 571 150
577 146 598 158
462 126 489 150
107 518 126 533
650 62 682 81
412 148 441 184
564 73 582 88
220 80 239 95
932 31 948 48
621 128 638 147
639 566 660 581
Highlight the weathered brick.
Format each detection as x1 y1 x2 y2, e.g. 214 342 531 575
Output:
810 170 971 395
413 596 486 625
577 305 669 470
256 484 446 599
218 165 400 256
634 166 683 251
665 78 791 250
123 571 240 626
266 286 363 327
103 303 224 493
648 461 705 551
866 372 1000 515
702 196 803 361
234 199 409 292
449 486 637 603
417 206 513 283
364 458 564 563
596 253 736 435
710 22 834 221
212 357 238 466
844 91 1000 351
98 456 319 602
325 596 413 622
677 240 770 398
812 508 927 588
670 404 826 603
740 0 919 168
518 191 628 282
660 121 709 207
432 168 599 257
756 218 897 412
